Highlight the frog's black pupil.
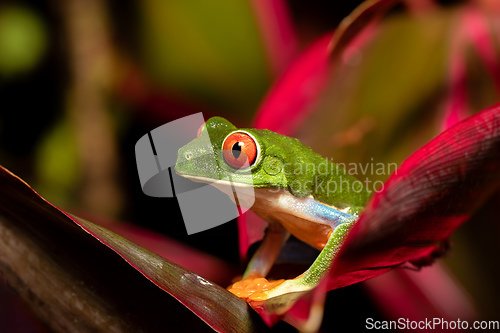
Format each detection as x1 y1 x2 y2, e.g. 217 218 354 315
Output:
231 142 242 158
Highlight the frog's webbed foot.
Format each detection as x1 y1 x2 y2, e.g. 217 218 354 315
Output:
227 222 352 301
227 276 286 299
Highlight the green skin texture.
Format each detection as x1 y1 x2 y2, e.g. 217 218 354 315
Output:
175 117 371 296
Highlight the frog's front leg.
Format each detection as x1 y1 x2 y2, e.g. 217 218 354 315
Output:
227 222 289 298
243 222 290 278
240 219 355 301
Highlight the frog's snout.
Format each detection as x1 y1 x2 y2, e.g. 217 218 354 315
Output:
175 138 220 180
174 146 191 172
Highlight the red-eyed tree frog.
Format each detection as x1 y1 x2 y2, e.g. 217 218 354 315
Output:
175 117 370 301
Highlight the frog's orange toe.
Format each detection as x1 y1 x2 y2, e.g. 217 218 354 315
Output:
227 276 285 301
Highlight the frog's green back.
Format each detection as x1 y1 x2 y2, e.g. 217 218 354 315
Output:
246 128 371 212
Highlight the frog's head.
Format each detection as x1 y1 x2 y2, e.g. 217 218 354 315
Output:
175 117 304 190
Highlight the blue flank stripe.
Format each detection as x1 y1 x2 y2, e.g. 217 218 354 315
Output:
303 198 357 229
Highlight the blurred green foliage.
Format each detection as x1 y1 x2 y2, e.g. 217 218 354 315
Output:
36 120 80 207
0 5 47 77
139 0 272 116
297 12 448 175
296 8 499 184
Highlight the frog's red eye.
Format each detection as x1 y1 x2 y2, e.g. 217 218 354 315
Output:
197 122 206 137
222 132 259 169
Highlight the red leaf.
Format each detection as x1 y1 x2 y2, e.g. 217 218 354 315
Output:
250 0 297 76
441 15 469 130
254 0 396 136
330 103 500 287
253 32 333 135
364 263 478 323
441 4 500 130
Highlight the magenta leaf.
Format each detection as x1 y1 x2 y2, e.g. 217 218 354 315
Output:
363 263 478 323
253 32 333 135
253 0 398 136
250 0 297 76
441 4 500 130
329 103 500 287
464 6 500 93
0 166 271 332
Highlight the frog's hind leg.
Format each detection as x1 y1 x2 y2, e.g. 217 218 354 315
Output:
245 218 355 301
298 220 354 286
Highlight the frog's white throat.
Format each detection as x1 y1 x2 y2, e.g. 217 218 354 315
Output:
177 173 350 250
175 173 257 208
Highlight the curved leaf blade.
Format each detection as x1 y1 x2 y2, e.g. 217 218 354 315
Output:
328 0 399 62
0 166 269 332
72 216 267 333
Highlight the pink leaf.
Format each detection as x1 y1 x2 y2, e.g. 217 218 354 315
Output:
364 263 478 324
253 32 333 135
441 4 500 130
250 0 297 76
254 0 396 136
